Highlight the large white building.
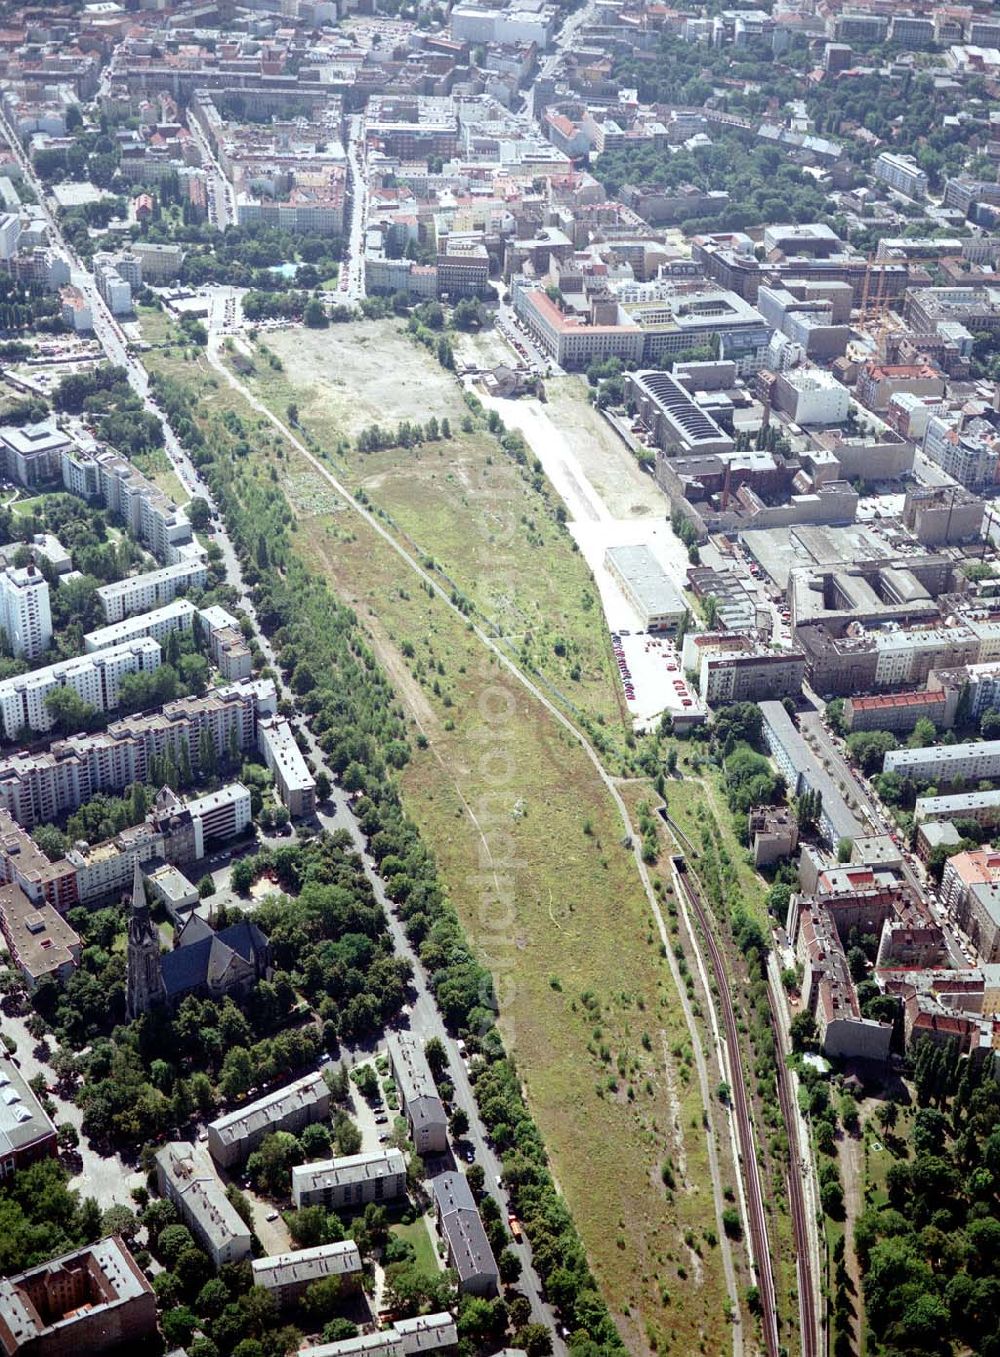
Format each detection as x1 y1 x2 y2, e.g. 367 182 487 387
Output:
874 152 929 199
61 444 194 564
258 717 316 817
883 739 1000 785
83 598 197 654
97 560 208 623
774 368 850 426
0 637 161 739
0 564 51 660
185 783 252 855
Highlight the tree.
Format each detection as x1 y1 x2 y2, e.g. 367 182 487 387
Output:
315 770 331 802
44 686 96 735
198 874 215 899
515 1324 553 1357
100 1204 138 1242
304 298 329 329
163 1306 198 1347
789 1011 817 1053
450 1107 469 1138
56 1121 79 1150
424 1037 448 1079
498 1246 522 1284
157 1223 195 1267
188 497 211 530
846 730 898 775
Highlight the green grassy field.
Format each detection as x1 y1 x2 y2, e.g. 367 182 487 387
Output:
392 1216 441 1274
139 332 756 1355
242 324 626 731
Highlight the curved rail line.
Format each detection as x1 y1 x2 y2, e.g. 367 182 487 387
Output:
671 854 781 1357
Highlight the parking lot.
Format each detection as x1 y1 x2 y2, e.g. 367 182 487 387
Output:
612 630 705 726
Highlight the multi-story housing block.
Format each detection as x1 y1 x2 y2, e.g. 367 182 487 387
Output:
207 1073 330 1168
96 561 208 623
257 717 316 817
0 1237 156 1356
0 565 51 660
0 679 275 828
84 599 197 654
155 1142 252 1267
0 638 161 740
386 1031 448 1155
874 152 929 198
292 1149 407 1211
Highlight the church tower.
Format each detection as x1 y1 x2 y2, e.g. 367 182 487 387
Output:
125 859 166 1020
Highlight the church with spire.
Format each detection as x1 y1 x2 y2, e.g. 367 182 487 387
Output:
126 859 167 1020
125 861 272 1020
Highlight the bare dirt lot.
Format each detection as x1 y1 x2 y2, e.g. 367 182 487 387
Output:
543 377 668 520
264 321 468 436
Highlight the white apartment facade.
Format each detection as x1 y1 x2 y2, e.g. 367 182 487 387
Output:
0 638 161 740
0 565 51 660
84 599 198 654
97 560 208 623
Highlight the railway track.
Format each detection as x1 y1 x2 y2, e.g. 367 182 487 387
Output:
671 854 781 1357
771 977 819 1357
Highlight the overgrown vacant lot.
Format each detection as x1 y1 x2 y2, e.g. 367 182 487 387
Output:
246 323 626 730
136 318 744 1354
293 504 736 1356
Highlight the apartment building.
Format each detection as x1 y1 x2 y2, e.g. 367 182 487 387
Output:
93 251 133 315
292 1149 407 1211
207 1072 330 1168
0 678 275 829
130 242 183 282
184 783 252 854
874 152 929 198
832 11 888 42
84 598 197 654
252 1242 362 1307
198 605 252 681
941 850 1000 961
0 1237 156 1357
883 739 1000 785
155 1141 252 1267
0 1055 56 1179
915 788 1000 829
386 1031 448 1155
923 414 1000 490
857 362 945 413
0 421 70 488
258 717 316 817
760 700 862 849
0 808 78 912
0 565 51 660
843 689 952 734
0 638 161 740
0 882 81 989
96 560 208 623
62 445 194 564
699 649 806 704
432 1173 499 1296
299 1313 457 1357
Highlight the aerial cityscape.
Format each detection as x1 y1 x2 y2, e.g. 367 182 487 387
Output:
0 2 997 1357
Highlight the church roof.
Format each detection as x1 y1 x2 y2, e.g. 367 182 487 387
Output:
160 918 270 999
